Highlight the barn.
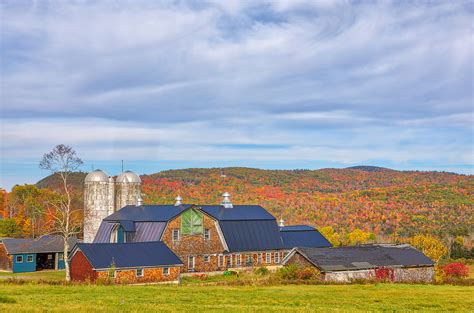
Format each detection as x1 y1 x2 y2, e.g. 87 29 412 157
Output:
70 241 183 284
282 244 434 283
0 236 77 273
279 225 332 249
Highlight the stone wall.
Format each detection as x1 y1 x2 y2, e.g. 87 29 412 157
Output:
284 252 314 268
394 267 434 283
324 269 375 282
162 213 224 272
0 244 12 271
97 266 180 284
70 250 98 281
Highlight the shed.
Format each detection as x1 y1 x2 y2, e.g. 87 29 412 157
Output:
282 244 434 283
0 236 78 273
70 241 183 284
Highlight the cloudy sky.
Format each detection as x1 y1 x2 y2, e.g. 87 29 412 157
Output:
1 0 473 189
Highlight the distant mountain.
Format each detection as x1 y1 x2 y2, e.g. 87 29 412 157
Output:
346 165 394 172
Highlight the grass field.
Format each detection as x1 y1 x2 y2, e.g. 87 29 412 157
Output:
1 283 473 312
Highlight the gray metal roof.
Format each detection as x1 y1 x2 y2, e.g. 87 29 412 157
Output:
199 205 276 221
75 241 183 269
280 227 332 249
104 204 192 222
1 235 78 254
116 171 141 183
292 244 434 272
219 220 284 252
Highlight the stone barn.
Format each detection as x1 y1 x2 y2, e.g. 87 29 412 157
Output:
70 241 183 284
282 244 434 283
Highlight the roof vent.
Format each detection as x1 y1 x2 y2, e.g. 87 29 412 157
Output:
279 217 285 227
221 192 233 208
136 195 143 206
175 195 183 206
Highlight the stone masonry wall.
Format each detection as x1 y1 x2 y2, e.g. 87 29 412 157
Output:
97 266 180 284
394 267 434 283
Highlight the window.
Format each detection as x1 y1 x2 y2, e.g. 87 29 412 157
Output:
218 255 224 267
172 229 180 241
245 254 253 266
58 253 64 259
204 228 210 240
236 254 241 266
257 253 262 264
27 255 33 262
109 270 116 278
204 255 210 263
136 268 144 277
188 256 195 270
274 252 280 264
16 255 23 263
181 209 203 235
266 253 271 264
47 254 53 260
227 255 232 267
163 267 170 276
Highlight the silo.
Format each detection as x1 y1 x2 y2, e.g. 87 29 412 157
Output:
83 170 114 243
115 170 141 211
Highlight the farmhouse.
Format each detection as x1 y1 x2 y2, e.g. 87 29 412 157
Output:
70 241 182 283
0 235 77 273
282 244 435 283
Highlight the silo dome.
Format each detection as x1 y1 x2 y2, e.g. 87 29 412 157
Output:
116 170 141 183
85 169 109 183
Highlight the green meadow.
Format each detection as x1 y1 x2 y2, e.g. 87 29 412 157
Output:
1 283 473 312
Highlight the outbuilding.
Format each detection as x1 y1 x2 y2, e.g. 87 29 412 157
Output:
282 244 434 283
70 241 183 284
0 235 77 273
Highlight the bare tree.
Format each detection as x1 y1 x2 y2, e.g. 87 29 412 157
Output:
39 144 83 281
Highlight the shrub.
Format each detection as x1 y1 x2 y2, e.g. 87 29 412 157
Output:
435 265 446 284
443 262 469 279
277 264 299 280
375 267 394 282
254 267 269 276
296 267 320 280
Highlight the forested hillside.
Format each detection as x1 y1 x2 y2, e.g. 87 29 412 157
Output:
1 167 472 246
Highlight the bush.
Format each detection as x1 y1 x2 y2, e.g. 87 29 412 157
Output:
253 267 269 276
296 267 320 280
375 267 394 282
435 265 446 284
277 264 299 280
443 262 469 279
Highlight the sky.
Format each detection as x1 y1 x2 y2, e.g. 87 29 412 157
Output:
0 0 473 190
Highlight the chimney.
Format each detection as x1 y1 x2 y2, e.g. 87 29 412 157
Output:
279 217 285 227
221 192 233 208
136 195 143 206
175 195 183 206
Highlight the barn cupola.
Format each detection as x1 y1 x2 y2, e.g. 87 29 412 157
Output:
221 192 233 208
175 195 183 206
279 217 285 227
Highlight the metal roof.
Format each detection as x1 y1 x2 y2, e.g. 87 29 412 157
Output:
75 241 183 269
84 169 109 183
280 225 316 232
280 228 332 249
119 220 135 232
219 220 284 252
104 204 192 222
199 205 275 221
1 236 78 254
292 244 434 272
116 171 141 183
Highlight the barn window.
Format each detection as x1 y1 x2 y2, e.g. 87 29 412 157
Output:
236 254 241 266
136 268 144 277
16 255 23 263
204 228 210 240
181 209 203 235
58 253 64 260
27 255 33 262
218 254 224 267
227 255 232 267
163 267 170 276
109 270 116 278
188 256 195 270
204 255 210 263
266 253 271 264
172 229 180 241
257 253 262 264
245 254 253 266
274 252 280 264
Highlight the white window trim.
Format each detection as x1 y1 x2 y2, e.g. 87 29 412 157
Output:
218 254 223 267
204 228 211 240
188 256 195 269
274 252 280 264
163 267 170 276
136 268 144 277
227 255 232 267
266 253 271 264
236 254 241 266
204 255 210 263
172 229 180 241
27 255 34 262
16 255 23 263
257 253 262 264
109 270 116 278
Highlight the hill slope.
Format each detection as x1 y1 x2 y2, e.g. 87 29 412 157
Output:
37 167 473 239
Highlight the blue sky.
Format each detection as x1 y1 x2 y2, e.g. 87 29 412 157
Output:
0 1 473 190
